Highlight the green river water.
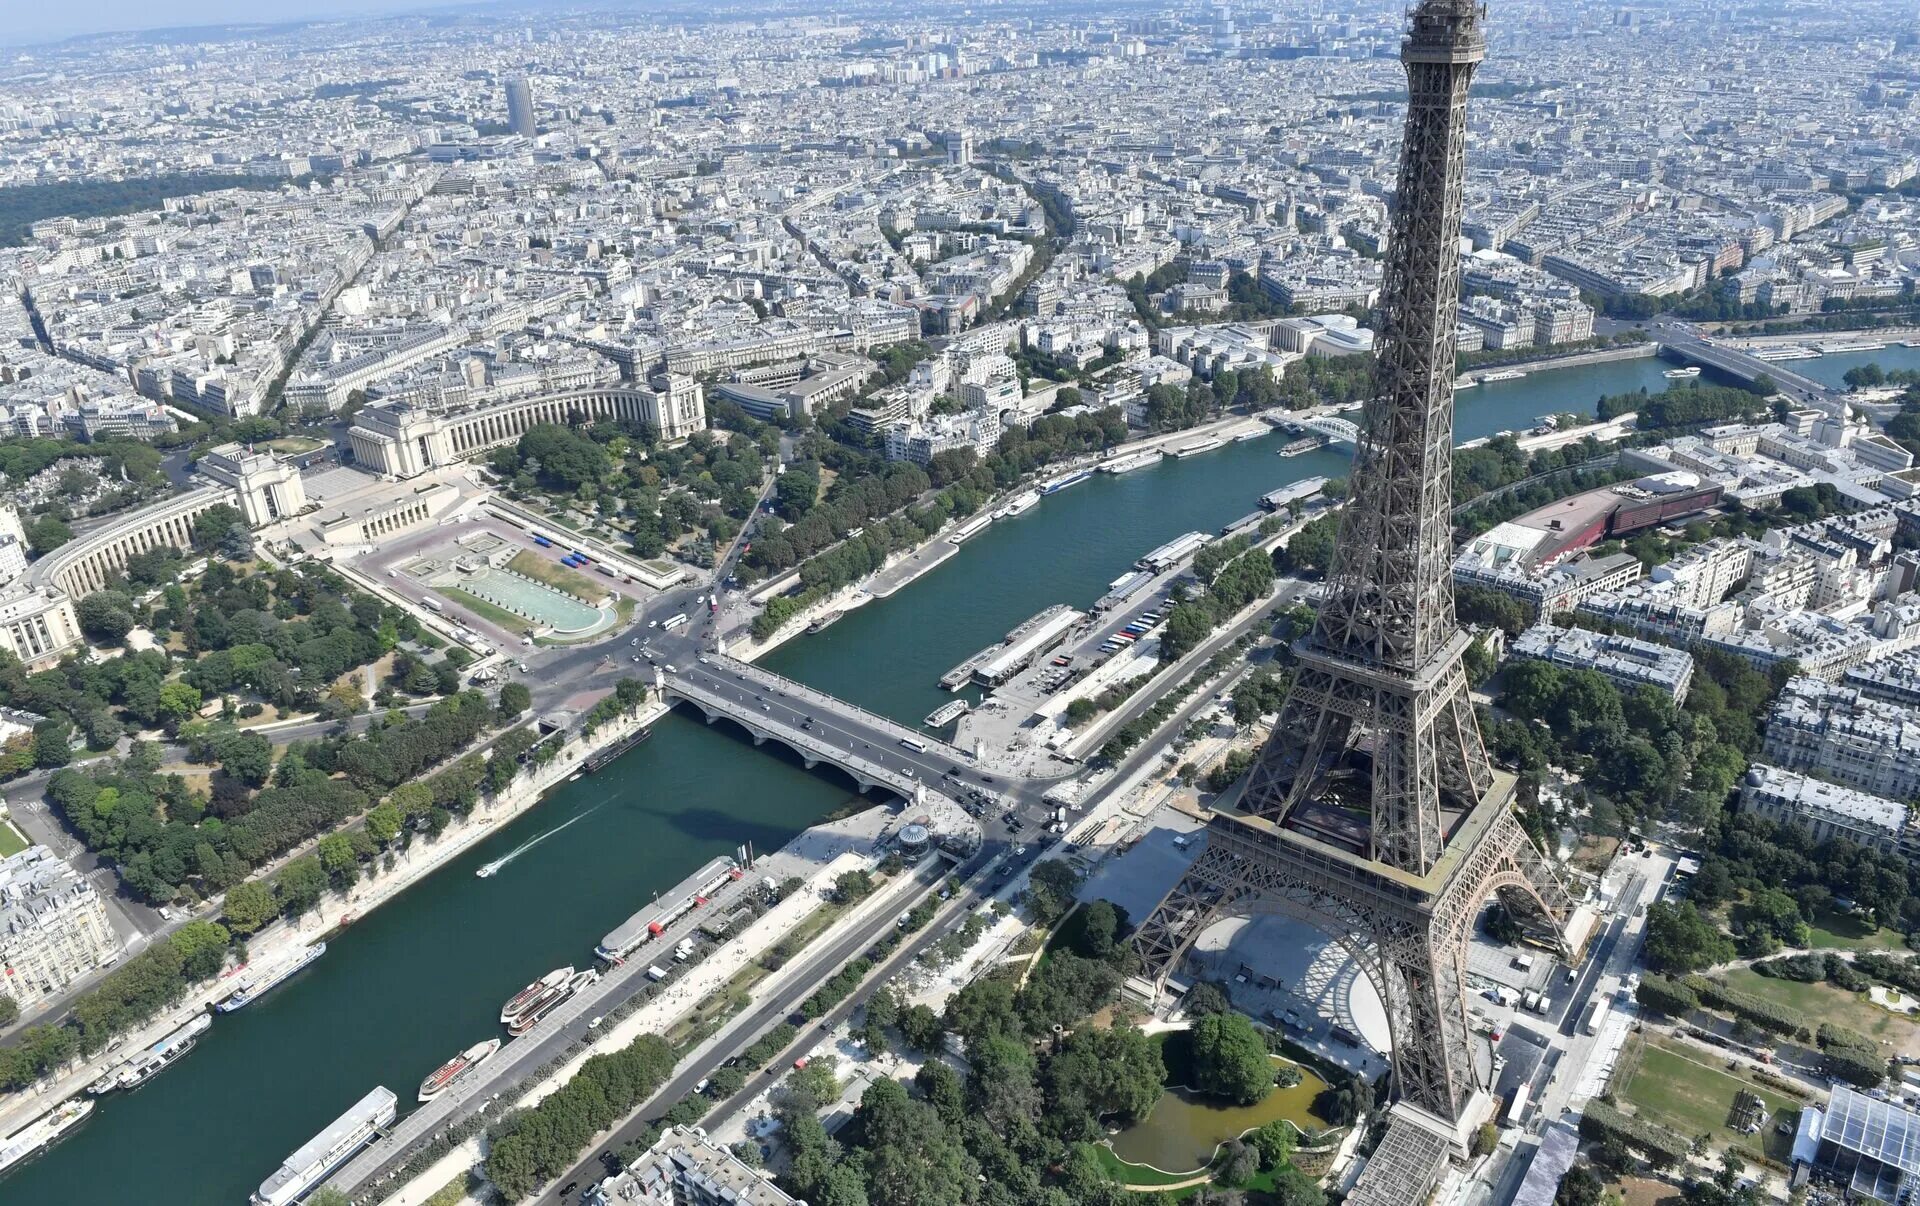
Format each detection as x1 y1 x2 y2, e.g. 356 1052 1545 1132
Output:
7 346 1911 1201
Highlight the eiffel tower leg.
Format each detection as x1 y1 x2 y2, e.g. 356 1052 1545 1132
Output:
1434 661 1493 802
1132 847 1242 993
1384 923 1478 1121
1241 666 1349 821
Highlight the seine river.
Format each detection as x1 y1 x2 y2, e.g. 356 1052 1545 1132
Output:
7 345 1909 1201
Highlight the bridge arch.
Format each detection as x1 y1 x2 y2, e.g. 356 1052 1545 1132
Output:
665 696 888 797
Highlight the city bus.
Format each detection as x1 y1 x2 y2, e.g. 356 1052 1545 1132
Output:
662 614 690 631
898 737 927 753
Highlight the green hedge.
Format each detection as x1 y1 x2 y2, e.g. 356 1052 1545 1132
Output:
1634 974 1699 1018
1685 976 1810 1039
1579 1100 1689 1168
1815 1022 1888 1088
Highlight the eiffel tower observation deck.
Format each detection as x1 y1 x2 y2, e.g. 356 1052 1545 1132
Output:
1132 2 1578 1194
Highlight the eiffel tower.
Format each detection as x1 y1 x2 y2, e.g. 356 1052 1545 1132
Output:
1132 0 1573 1132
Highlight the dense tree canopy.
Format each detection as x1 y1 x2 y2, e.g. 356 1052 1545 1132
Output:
1189 1011 1275 1106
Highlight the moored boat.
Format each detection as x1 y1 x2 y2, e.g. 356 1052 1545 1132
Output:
418 1038 502 1102
0 1098 94 1175
500 967 572 1026
507 969 596 1037
216 943 326 1013
252 1086 397 1206
102 1014 212 1093
1662 366 1701 379
806 610 844 634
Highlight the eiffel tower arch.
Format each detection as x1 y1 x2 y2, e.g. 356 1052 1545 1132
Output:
1130 782 1574 1122
1133 0 1575 1137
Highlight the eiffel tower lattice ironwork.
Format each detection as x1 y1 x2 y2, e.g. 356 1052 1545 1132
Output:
1132 0 1575 1128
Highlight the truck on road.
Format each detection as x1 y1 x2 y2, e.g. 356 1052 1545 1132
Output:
1580 996 1610 1036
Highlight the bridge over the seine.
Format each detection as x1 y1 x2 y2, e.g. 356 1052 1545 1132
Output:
1298 413 1359 449
1660 334 1834 405
659 654 1048 805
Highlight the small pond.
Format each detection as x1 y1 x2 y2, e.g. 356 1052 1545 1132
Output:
1106 1057 1332 1174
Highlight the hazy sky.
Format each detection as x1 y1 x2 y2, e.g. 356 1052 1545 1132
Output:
7 0 436 47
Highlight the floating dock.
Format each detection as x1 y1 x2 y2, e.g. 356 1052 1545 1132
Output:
583 727 651 774
940 604 1081 690
1171 437 1224 458
1137 531 1212 573
924 699 970 728
1100 450 1163 474
947 512 993 544
596 856 742 964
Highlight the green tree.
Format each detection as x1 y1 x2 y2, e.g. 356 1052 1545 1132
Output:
834 869 875 902
169 919 231 980
1277 514 1338 576
1071 898 1121 959
316 832 359 886
1158 603 1216 661
496 681 531 719
365 801 403 845
1248 1118 1295 1171
273 856 328 915
1190 1012 1273 1106
157 681 204 724
1643 902 1735 974
76 592 136 642
221 880 276 935
1268 1167 1328 1206
25 514 73 555
898 1003 943 1050
215 729 274 787
32 717 73 768
1024 859 1082 927
0 994 17 1027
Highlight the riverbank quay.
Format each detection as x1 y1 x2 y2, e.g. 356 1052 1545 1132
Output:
1470 341 1660 375
344 817 946 1205
0 696 667 1141
731 411 1276 659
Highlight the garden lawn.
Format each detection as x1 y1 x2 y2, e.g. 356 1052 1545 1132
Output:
508 549 602 603
1618 1033 1798 1156
443 586 532 633
1083 1144 1195 1188
1720 967 1920 1048
1803 905 1908 953
0 818 27 858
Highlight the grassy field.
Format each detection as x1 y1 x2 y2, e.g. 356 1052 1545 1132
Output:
1804 906 1908 953
1570 835 1620 875
1083 1144 1195 1188
507 549 602 603
266 436 325 455
1619 1033 1799 1158
443 587 531 634
1720 968 1920 1047
0 818 28 858
1615 1175 1685 1206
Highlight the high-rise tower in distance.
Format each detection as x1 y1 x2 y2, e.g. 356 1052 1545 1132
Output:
504 75 535 137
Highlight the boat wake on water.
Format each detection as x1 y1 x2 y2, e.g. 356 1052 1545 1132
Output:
475 805 601 879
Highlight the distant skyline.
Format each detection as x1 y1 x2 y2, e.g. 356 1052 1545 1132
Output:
4 0 441 47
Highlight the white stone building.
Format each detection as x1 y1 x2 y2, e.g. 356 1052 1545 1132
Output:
1 846 120 1011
